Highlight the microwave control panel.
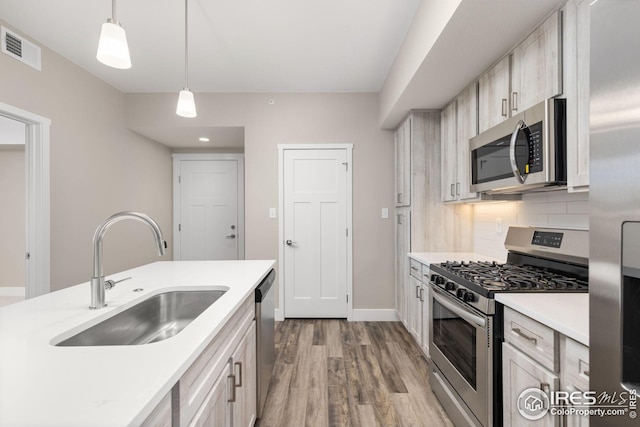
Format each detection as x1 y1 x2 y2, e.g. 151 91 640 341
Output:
526 121 544 174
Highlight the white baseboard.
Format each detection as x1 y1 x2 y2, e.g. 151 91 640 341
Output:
351 309 398 321
0 287 26 297
274 308 398 322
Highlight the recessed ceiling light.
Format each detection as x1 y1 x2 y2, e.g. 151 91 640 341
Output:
198 137 210 142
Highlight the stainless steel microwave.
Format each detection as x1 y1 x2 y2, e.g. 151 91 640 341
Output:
469 98 566 194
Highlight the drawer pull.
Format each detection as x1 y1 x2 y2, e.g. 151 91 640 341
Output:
228 374 237 402
411 266 419 271
235 362 243 387
512 327 537 345
583 370 589 378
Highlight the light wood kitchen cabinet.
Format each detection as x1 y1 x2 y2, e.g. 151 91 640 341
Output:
511 10 562 114
395 209 410 327
479 11 562 134
173 295 256 427
442 83 479 202
478 55 511 133
395 116 411 207
564 0 590 192
420 273 430 357
503 306 590 427
561 337 590 427
441 100 458 202
232 322 257 427
408 259 423 344
141 392 172 427
503 342 560 427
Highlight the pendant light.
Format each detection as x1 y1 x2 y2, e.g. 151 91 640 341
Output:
96 0 131 69
176 0 197 118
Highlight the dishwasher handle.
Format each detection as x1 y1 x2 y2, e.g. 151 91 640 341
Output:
255 269 276 302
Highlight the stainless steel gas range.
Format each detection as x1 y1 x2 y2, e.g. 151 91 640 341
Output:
428 226 588 427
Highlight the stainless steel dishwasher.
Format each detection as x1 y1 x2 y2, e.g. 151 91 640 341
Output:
255 269 276 419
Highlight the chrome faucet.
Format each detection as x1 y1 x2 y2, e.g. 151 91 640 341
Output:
90 211 166 309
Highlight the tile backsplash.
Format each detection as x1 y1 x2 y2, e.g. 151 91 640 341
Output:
473 190 589 261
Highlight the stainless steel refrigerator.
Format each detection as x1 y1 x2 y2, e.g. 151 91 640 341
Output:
590 0 640 425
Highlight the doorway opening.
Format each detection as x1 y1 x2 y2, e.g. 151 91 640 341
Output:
0 102 51 302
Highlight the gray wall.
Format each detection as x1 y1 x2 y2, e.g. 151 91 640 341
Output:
0 21 173 291
127 93 396 310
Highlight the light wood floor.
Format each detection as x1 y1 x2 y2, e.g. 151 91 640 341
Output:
257 320 454 427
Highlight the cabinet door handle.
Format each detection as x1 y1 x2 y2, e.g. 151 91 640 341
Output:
234 362 243 387
450 184 455 197
501 98 508 117
397 193 403 204
416 285 421 299
419 287 424 302
512 92 518 111
511 327 537 345
583 370 590 378
456 182 460 196
540 382 550 394
228 374 237 402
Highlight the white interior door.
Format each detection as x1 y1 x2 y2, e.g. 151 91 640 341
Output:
177 159 240 260
282 147 350 318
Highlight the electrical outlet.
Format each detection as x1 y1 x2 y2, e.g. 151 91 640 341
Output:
496 218 503 235
381 208 389 219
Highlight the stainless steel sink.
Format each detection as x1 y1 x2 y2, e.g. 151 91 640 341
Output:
56 290 227 346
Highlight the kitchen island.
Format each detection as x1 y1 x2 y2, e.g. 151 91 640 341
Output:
0 260 275 427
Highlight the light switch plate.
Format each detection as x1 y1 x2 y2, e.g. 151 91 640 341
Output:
382 208 389 219
269 208 276 219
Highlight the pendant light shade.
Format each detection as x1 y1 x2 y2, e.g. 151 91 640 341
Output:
176 0 197 118
176 89 197 118
96 1 131 69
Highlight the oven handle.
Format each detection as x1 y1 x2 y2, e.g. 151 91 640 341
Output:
509 119 527 184
431 286 486 328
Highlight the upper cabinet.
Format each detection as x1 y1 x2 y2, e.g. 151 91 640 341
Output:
511 10 562 114
563 0 590 192
478 56 511 133
442 83 479 202
395 117 411 207
478 11 562 133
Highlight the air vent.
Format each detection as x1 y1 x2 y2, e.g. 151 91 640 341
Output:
1 26 41 71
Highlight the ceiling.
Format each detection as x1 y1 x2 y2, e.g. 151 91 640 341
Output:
0 0 422 93
0 0 565 146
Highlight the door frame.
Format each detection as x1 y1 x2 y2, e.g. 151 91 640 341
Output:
277 144 353 321
0 102 51 299
172 153 245 260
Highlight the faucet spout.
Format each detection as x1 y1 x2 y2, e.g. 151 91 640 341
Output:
90 211 166 309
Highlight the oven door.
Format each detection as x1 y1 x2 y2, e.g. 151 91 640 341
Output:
429 285 492 427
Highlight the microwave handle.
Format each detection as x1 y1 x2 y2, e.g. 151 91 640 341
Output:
509 119 527 184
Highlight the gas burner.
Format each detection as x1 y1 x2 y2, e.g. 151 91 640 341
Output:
435 260 588 293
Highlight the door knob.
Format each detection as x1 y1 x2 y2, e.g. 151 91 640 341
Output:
226 234 237 239
286 240 297 246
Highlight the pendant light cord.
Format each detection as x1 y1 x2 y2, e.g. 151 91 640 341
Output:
184 0 189 89
112 0 117 21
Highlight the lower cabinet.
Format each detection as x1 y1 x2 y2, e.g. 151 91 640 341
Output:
406 257 431 357
173 295 257 427
502 342 560 427
502 306 590 427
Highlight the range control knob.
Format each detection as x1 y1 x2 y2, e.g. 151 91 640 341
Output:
463 291 475 303
445 282 456 291
456 289 466 299
433 275 445 285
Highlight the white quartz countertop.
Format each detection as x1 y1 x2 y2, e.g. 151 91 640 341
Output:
0 260 275 427
496 293 589 346
408 252 499 265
